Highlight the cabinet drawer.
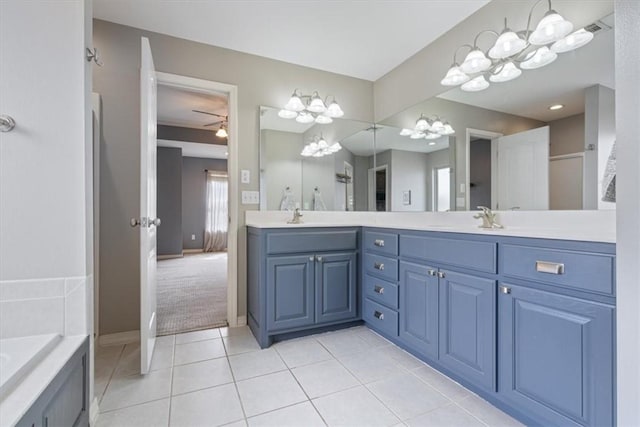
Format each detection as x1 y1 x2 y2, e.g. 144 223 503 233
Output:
500 244 615 296
364 274 398 309
363 230 398 256
364 298 398 338
400 234 497 274
364 253 398 282
266 230 358 254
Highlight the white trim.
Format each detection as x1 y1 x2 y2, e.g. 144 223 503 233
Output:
155 71 239 328
236 315 247 326
90 397 100 426
550 152 585 161
368 165 390 211
99 330 140 347
182 248 204 254
465 128 503 211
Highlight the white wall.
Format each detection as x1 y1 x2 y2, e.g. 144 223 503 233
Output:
390 150 429 211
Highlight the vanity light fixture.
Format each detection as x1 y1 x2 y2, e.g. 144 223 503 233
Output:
549 104 564 110
279 89 344 124
400 115 455 141
300 134 342 158
441 0 596 92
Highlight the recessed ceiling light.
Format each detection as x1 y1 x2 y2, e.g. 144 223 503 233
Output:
549 104 564 110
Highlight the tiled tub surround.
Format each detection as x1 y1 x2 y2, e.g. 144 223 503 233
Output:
94 325 522 427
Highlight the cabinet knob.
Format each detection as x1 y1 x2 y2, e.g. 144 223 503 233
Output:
437 271 445 279
374 262 385 271
374 239 385 247
309 256 315 261
374 285 385 294
373 311 384 320
427 269 436 276
316 256 323 262
499 285 511 294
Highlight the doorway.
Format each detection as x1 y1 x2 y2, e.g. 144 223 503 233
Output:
368 165 389 211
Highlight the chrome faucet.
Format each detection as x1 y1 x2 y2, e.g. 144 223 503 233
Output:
287 208 303 224
473 206 503 229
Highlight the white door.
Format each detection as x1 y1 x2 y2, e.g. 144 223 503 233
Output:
495 126 549 210
140 37 158 374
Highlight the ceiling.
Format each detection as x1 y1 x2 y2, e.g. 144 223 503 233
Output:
157 84 228 130
93 0 489 81
157 139 228 159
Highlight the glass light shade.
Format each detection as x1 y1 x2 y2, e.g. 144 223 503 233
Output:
329 143 342 153
461 75 490 92
216 126 228 138
428 142 437 146
441 65 470 86
488 30 527 59
317 138 329 149
278 109 298 119
296 112 315 124
440 123 455 135
430 119 444 132
460 49 492 74
301 149 312 157
307 94 326 113
309 142 318 150
551 28 594 53
410 131 426 139
399 128 413 136
325 101 344 118
424 132 441 140
284 94 305 112
415 116 430 132
313 151 324 157
489 61 522 83
528 11 573 45
521 46 557 69
315 114 333 124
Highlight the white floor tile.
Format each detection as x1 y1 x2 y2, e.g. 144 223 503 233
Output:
219 325 253 337
458 395 525 427
222 420 248 427
172 357 234 396
247 401 325 427
274 337 333 368
175 328 221 344
170 383 245 427
313 386 401 427
228 348 287 381
150 340 174 371
315 331 370 357
380 346 424 370
174 338 226 366
112 343 141 378
353 328 393 348
156 334 176 347
339 351 405 383
96 399 170 427
406 403 485 427
412 366 470 401
292 359 359 399
100 368 172 412
367 372 449 420
236 371 308 417
223 333 261 356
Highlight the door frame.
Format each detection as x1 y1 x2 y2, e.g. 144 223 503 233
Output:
155 71 240 327
432 164 451 212
368 164 390 211
465 128 503 210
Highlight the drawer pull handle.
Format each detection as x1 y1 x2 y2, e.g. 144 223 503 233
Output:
536 261 564 275
316 256 323 262
427 269 436 276
309 256 315 261
374 239 385 247
374 310 384 320
374 262 385 271
500 285 511 294
374 285 385 294
437 271 445 279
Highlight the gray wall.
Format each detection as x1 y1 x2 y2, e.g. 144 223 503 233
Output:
390 150 429 212
157 147 183 256
354 156 369 211
469 139 491 209
93 19 373 334
261 130 303 211
549 113 584 157
182 157 227 250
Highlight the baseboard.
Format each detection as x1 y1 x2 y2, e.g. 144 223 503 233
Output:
183 248 203 254
157 253 182 260
90 397 99 426
236 315 247 326
98 330 139 347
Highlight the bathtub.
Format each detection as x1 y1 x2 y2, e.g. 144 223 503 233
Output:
0 334 62 400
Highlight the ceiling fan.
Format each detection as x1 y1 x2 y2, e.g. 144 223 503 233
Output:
192 109 229 138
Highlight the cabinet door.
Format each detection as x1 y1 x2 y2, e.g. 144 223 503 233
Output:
439 270 496 391
498 284 614 427
399 261 438 359
315 252 357 324
267 255 315 331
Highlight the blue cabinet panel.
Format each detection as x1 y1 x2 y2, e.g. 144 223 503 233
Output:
498 284 614 427
267 255 315 331
399 261 438 359
316 252 357 324
364 274 398 310
364 298 398 338
364 252 398 282
267 230 357 254
363 230 399 256
439 270 496 391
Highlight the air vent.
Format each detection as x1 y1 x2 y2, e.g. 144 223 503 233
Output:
585 16 613 34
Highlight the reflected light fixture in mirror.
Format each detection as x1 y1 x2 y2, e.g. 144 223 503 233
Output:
441 0 598 93
400 115 455 141
278 89 344 124
300 134 342 158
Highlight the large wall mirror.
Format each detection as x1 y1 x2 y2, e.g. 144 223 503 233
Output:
379 5 615 212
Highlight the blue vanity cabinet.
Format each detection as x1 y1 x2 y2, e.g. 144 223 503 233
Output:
438 269 496 392
315 252 357 324
266 254 315 331
398 261 439 359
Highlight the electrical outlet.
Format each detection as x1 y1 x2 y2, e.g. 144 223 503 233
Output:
241 169 251 184
242 190 260 204
191 234 196 240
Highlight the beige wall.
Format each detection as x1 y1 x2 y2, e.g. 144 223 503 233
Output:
549 113 585 157
93 19 374 335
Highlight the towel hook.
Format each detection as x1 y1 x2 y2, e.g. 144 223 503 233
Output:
86 47 103 66
0 115 16 132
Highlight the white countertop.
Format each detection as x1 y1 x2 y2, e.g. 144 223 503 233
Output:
246 210 616 243
0 335 86 427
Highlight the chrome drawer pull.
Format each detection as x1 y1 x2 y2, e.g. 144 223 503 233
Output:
374 262 385 271
374 310 384 320
437 271 445 279
374 239 385 247
499 285 511 294
374 285 385 294
427 269 436 276
536 261 565 275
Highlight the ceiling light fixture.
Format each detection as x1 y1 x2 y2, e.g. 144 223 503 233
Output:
441 0 595 92
216 125 228 138
399 114 455 141
300 134 342 157
279 90 344 125
549 104 564 110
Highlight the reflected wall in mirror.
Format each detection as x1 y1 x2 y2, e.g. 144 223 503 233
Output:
259 106 374 211
379 5 615 212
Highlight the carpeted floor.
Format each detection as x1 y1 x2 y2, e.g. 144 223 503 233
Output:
156 252 228 336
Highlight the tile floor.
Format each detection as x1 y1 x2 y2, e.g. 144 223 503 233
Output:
95 325 524 427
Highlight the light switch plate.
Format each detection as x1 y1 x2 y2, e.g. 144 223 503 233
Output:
242 190 260 204
459 183 466 194
241 170 251 184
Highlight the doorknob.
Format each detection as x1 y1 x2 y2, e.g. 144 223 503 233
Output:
130 218 141 227
0 115 16 132
150 218 162 227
